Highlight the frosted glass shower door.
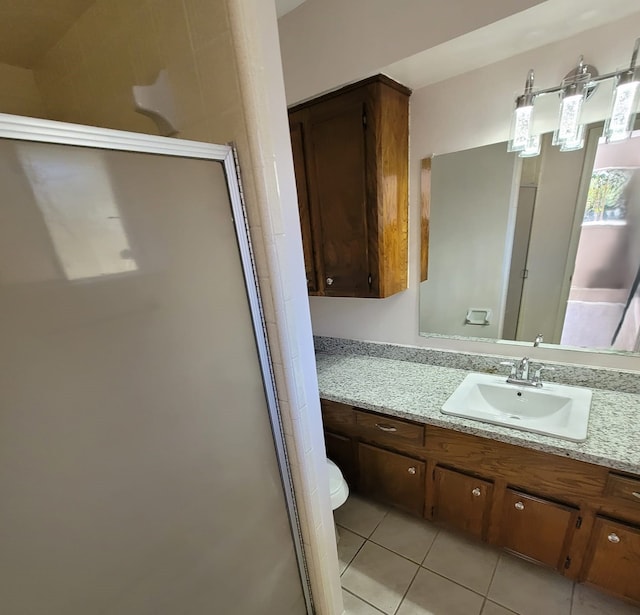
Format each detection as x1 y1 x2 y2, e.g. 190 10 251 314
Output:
0 130 307 614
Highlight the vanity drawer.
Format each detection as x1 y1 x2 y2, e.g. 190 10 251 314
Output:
320 399 355 432
605 473 640 506
354 410 424 447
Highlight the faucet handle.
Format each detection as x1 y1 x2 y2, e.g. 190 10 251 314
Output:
499 361 517 378
533 365 555 384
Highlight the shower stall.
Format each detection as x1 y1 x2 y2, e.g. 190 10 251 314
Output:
0 114 309 614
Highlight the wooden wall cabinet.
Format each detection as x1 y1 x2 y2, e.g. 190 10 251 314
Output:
320 398 640 606
288 75 410 297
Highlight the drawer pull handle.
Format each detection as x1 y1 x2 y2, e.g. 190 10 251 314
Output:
632 491 640 500
375 423 398 433
472 488 482 497
607 533 620 544
514 501 525 511
408 467 416 475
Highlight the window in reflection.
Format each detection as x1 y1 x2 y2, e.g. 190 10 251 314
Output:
561 133 640 351
18 142 137 280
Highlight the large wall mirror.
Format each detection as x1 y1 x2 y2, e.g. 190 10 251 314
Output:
419 125 640 354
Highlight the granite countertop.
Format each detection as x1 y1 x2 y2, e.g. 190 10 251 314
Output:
315 352 640 474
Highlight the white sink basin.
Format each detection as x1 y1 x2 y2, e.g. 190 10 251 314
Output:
441 373 592 441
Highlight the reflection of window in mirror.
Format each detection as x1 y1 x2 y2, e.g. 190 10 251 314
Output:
419 126 640 354
560 128 640 352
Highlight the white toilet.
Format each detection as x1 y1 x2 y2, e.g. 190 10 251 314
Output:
326 458 349 541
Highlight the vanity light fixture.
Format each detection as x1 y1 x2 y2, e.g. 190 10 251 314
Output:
508 37 640 157
604 38 640 142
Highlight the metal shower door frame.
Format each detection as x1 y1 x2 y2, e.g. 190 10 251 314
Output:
0 112 313 613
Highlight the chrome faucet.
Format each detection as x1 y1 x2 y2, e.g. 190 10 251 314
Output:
500 356 554 388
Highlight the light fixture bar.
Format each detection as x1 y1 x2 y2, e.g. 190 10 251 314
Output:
507 36 640 157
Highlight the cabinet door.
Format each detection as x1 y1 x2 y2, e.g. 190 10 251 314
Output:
289 115 318 293
325 431 357 487
499 489 577 569
433 467 493 539
358 443 425 515
307 100 371 297
583 517 640 603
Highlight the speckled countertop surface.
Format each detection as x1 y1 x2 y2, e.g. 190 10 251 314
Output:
316 352 640 474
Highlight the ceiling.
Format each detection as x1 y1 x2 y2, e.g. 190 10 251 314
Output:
0 0 95 68
383 0 640 89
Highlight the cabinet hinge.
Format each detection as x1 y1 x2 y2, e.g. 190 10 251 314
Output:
368 273 372 287
432 468 436 480
362 112 367 127
431 506 435 516
564 556 571 570
576 516 582 529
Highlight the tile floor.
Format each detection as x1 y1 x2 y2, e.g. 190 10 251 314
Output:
335 494 640 615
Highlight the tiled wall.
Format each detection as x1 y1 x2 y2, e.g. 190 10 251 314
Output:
0 63 45 117
15 0 339 613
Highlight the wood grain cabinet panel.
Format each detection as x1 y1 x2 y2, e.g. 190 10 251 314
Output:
325 431 358 488
288 75 410 298
358 442 425 515
288 118 317 293
433 466 493 539
582 517 640 603
320 399 355 433
354 410 424 448
499 489 578 569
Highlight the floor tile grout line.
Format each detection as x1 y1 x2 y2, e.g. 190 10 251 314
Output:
414 565 490 600
419 528 440 566
392 559 422 615
341 587 387 615
339 532 369 577
484 551 502 597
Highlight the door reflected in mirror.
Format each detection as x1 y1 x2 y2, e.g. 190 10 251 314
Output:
419 127 640 354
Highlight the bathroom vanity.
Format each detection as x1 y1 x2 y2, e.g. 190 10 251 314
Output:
317 350 640 606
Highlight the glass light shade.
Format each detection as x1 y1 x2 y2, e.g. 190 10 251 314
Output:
519 134 541 158
559 124 586 151
508 104 534 152
552 73 590 149
553 93 586 146
604 76 640 143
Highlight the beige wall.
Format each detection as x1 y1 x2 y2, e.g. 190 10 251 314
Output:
305 13 640 371
7 0 341 613
0 63 45 117
33 0 240 142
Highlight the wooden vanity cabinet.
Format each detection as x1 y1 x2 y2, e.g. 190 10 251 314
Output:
499 489 578 569
288 75 410 298
582 517 640 603
325 432 358 487
358 443 425 516
432 466 493 539
319 398 640 605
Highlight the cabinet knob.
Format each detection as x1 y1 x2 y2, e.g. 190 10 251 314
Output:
326 277 334 286
632 491 640 500
472 488 482 497
514 501 525 511
408 467 416 475
607 533 621 544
